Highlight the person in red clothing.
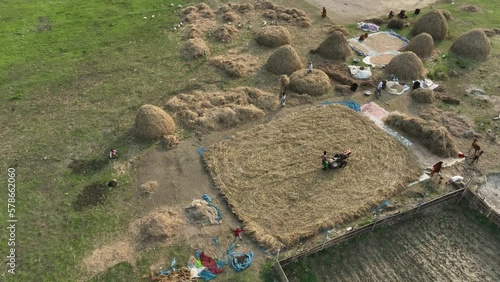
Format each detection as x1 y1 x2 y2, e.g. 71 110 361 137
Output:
232 228 244 242
109 148 118 159
430 161 443 177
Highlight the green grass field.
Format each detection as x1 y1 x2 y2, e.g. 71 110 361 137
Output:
1 0 499 281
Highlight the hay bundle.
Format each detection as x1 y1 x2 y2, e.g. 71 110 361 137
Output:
196 3 210 10
410 88 434 104
222 11 239 22
183 26 203 39
219 4 231 13
256 26 292 47
134 208 185 243
385 112 459 157
239 3 254 13
182 38 210 59
181 6 198 15
313 31 352 60
204 105 420 250
146 267 192 282
289 69 331 96
449 29 491 60
384 52 425 80
165 87 278 130
200 9 215 18
411 10 448 41
327 25 349 36
184 12 199 23
213 24 238 42
254 1 276 10
404 33 434 59
439 10 452 21
441 96 460 105
461 5 480 13
265 45 303 75
210 54 259 77
388 18 405 29
133 105 176 141
334 85 354 96
280 75 290 89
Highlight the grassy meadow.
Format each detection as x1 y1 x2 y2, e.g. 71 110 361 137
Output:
1 0 500 281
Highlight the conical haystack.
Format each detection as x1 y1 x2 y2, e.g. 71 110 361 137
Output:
450 29 491 60
133 105 176 141
183 38 210 59
256 26 292 47
404 33 434 59
385 52 425 80
314 31 352 60
265 45 303 75
411 10 448 41
289 69 331 96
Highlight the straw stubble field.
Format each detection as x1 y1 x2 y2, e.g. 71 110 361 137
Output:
204 104 421 250
283 203 500 282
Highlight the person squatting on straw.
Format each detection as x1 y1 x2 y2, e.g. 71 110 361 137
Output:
430 161 443 178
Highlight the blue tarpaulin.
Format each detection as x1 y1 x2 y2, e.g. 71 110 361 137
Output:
226 242 254 272
319 100 361 112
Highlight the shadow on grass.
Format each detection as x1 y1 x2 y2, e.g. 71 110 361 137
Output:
68 158 110 174
73 182 108 211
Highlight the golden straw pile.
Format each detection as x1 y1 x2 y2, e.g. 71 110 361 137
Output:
204 104 420 250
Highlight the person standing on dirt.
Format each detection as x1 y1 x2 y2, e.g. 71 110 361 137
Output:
430 161 443 177
469 151 484 165
322 7 327 18
232 227 244 241
468 138 480 155
375 80 386 99
280 90 287 107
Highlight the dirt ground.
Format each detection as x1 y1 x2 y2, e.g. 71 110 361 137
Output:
114 0 500 278
284 203 500 281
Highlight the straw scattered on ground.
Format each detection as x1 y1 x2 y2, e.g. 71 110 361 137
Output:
182 38 210 59
316 62 377 87
385 112 459 157
213 24 239 42
165 87 278 131
140 180 159 198
418 106 474 137
83 241 135 276
210 54 259 77
204 104 420 250
130 208 185 246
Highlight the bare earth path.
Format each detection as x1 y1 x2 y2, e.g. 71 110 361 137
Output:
303 0 439 24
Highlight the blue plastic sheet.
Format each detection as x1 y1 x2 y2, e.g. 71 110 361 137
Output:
226 242 254 272
319 100 361 112
197 147 207 157
198 269 217 281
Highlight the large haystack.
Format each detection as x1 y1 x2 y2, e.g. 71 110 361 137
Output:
165 87 278 131
289 69 331 96
256 26 292 47
265 45 303 75
449 29 491 60
410 88 435 104
411 10 448 41
404 33 434 60
182 38 210 59
385 112 459 157
313 31 352 60
133 105 176 141
384 52 425 80
210 54 259 77
204 104 420 250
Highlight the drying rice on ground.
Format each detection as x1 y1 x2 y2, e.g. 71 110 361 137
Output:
210 54 259 77
83 241 135 276
385 112 459 157
203 104 420 250
165 87 278 131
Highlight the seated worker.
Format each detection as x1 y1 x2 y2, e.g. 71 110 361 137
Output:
321 151 329 169
388 10 395 19
398 10 408 19
322 7 327 18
